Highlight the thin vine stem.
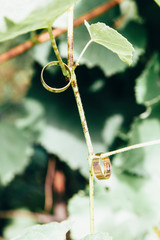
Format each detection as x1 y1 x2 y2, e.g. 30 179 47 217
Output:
67 6 95 234
71 72 94 155
75 40 92 67
101 139 160 158
89 156 94 234
48 27 69 78
72 67 95 234
68 6 74 68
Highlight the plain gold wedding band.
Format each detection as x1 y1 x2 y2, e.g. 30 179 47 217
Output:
41 61 72 93
93 153 111 180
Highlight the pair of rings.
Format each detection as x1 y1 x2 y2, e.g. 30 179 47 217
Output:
41 62 111 180
93 153 111 180
41 61 72 93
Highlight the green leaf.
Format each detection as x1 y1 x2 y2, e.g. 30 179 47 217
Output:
0 0 78 42
58 0 124 76
33 0 121 71
113 103 160 176
59 26 125 76
59 21 146 76
154 0 160 6
0 122 33 185
81 232 112 240
4 17 16 29
68 169 160 240
11 220 71 240
135 53 160 105
85 21 134 65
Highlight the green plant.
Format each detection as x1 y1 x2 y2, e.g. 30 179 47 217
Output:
0 0 160 239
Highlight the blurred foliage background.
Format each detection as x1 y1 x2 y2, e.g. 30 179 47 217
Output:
0 0 160 239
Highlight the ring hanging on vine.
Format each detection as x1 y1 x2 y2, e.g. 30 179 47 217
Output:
41 61 72 93
93 153 111 180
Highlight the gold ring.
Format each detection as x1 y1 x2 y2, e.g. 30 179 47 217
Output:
93 153 111 180
41 61 72 93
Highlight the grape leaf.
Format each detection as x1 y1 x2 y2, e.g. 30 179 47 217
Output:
33 0 121 69
113 101 160 176
0 0 78 42
135 53 160 105
57 0 128 76
154 0 160 6
81 232 112 240
59 21 146 76
60 25 126 76
0 122 33 185
11 220 71 240
84 21 134 65
68 169 160 240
